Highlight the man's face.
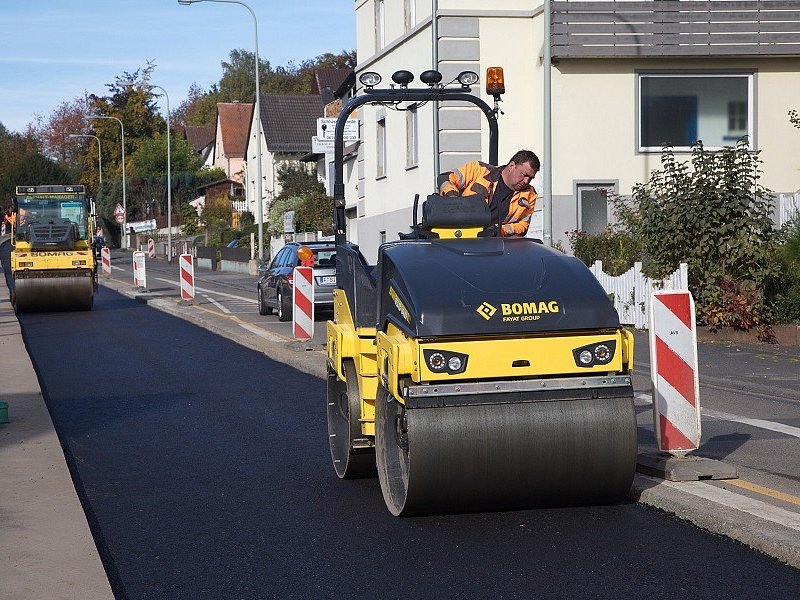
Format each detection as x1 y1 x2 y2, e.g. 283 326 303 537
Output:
503 161 537 191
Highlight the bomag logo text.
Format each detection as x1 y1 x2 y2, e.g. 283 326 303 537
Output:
31 252 74 257
500 300 560 322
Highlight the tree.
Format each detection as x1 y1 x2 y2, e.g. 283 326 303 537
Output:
203 194 234 246
130 133 203 178
182 49 356 126
269 163 333 235
611 140 780 333
30 96 89 166
0 130 74 203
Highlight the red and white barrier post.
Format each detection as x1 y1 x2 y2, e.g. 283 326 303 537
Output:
649 290 701 454
179 253 195 303
132 250 147 291
101 246 111 277
147 238 155 258
292 266 314 340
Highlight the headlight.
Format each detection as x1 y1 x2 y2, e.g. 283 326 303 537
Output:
423 349 468 375
572 340 616 368
18 261 33 267
72 260 86 266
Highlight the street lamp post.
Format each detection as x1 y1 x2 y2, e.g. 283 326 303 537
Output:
125 82 173 260
87 115 127 248
68 133 102 188
178 0 264 261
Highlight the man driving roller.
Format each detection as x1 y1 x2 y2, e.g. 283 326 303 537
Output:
437 149 540 237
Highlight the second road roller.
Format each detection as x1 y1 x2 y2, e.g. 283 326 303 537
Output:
325 68 636 515
9 184 98 312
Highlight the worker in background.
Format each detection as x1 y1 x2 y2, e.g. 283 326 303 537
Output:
3 206 16 235
437 149 540 237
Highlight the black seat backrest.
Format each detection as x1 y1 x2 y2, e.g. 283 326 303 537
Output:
422 194 492 229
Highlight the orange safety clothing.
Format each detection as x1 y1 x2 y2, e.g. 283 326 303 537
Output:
437 161 536 236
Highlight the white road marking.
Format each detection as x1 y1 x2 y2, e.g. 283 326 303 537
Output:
635 392 800 439
154 277 255 303
702 408 800 439
640 474 800 532
112 265 125 272
238 323 285 342
202 294 231 314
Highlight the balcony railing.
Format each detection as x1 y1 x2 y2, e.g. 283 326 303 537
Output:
552 1 800 58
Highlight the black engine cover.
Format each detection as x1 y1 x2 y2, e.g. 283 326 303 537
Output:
377 237 619 337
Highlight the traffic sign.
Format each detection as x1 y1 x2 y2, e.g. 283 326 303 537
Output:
114 213 124 224
114 203 124 216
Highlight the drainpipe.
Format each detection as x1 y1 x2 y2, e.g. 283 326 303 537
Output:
432 0 440 186
543 0 553 246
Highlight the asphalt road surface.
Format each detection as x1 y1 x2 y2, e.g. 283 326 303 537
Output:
16 285 799 599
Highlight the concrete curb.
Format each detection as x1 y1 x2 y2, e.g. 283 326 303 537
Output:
103 278 800 569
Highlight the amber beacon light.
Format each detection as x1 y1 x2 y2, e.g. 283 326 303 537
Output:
486 67 505 97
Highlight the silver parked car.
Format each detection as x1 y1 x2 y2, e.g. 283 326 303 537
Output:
257 242 336 321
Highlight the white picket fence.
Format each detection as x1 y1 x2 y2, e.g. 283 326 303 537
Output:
777 193 800 227
590 261 689 329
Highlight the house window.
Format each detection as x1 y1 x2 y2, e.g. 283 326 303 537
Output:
380 231 387 244
576 184 613 236
375 0 385 51
638 73 752 151
404 0 416 32
406 108 418 169
376 115 386 178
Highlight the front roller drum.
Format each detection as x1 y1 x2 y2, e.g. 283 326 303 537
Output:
14 274 94 313
326 360 377 479
376 385 637 516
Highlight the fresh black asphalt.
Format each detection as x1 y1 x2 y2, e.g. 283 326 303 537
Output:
16 285 800 599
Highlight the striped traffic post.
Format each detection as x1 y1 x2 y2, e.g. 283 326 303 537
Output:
292 266 314 340
649 290 701 454
132 250 147 291
101 246 111 277
147 238 155 258
179 253 195 303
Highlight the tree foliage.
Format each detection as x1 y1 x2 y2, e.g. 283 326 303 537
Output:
611 140 780 333
269 163 333 235
0 130 75 205
183 49 356 126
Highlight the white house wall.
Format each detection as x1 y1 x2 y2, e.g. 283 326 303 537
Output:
352 2 800 258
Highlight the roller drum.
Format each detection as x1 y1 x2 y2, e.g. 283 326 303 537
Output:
376 385 637 516
14 274 94 313
327 361 377 479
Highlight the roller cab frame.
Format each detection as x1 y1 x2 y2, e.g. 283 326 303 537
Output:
10 185 98 313
326 71 637 516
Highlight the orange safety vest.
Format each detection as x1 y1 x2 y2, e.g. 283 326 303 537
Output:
437 161 536 236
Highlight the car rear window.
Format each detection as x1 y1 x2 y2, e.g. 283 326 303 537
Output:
313 249 335 267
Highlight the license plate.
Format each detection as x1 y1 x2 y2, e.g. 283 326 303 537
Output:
320 275 336 285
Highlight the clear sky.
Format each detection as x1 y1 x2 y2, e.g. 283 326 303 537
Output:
0 0 356 133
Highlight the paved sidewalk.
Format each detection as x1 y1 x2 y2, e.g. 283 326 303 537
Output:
0 275 113 599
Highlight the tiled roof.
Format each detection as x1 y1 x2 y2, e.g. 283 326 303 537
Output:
183 125 215 152
259 94 323 153
314 68 354 104
217 102 253 158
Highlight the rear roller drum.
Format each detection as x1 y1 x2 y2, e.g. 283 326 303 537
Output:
14 275 94 313
376 384 637 516
327 360 376 479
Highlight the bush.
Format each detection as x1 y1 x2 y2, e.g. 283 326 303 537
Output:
566 226 641 276
610 140 781 332
769 218 800 323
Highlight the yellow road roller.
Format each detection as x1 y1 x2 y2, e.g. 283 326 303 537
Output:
10 184 97 312
326 69 636 515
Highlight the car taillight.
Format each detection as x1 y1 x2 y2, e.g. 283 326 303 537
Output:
287 273 294 286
